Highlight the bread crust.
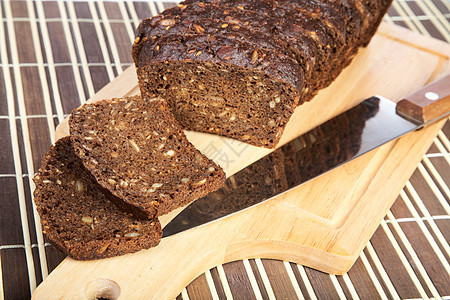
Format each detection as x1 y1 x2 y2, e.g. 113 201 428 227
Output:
33 137 162 260
133 0 393 148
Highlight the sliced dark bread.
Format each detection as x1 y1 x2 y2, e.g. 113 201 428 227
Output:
134 0 393 147
33 137 162 260
171 1 346 95
135 34 303 148
69 95 226 217
133 2 322 102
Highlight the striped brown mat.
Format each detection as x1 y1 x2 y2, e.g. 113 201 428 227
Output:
0 0 448 299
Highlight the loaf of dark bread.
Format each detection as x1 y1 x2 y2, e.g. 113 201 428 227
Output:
69 95 226 218
135 34 303 148
172 1 345 98
33 137 162 260
133 0 393 148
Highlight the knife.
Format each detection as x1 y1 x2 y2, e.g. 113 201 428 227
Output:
163 74 450 238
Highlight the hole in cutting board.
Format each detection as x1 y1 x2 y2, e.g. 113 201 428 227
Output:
84 278 121 300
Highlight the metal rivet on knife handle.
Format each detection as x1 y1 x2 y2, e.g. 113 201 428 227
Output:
425 92 439 101
396 73 450 124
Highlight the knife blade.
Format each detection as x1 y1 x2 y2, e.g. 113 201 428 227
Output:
163 74 450 238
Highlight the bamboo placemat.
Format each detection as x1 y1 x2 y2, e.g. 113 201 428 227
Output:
0 0 448 299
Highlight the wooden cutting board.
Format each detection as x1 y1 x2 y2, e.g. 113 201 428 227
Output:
33 23 450 299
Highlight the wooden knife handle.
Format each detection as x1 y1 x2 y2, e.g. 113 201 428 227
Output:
396 74 450 124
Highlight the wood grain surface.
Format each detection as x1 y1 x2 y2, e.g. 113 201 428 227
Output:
1 1 449 299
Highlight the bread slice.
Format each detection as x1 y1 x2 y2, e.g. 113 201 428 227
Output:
134 34 303 148
69 95 226 217
33 137 162 260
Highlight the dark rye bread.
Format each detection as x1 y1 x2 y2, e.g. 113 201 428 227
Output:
178 0 345 64
179 0 379 93
166 2 338 57
133 3 312 87
179 0 347 94
359 0 393 47
134 2 329 102
136 31 303 91
134 0 393 148
182 0 350 46
136 34 303 148
33 137 162 260
169 1 360 96
183 0 346 34
219 0 345 95
132 16 298 65
134 12 314 102
69 96 225 217
329 0 391 79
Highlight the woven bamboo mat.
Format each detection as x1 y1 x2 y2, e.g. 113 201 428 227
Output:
0 0 448 299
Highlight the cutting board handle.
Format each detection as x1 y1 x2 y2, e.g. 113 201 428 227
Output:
396 74 450 124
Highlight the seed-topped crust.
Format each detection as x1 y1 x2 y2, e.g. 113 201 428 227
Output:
133 2 319 101
136 33 303 95
179 0 347 89
33 137 162 260
69 95 226 217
